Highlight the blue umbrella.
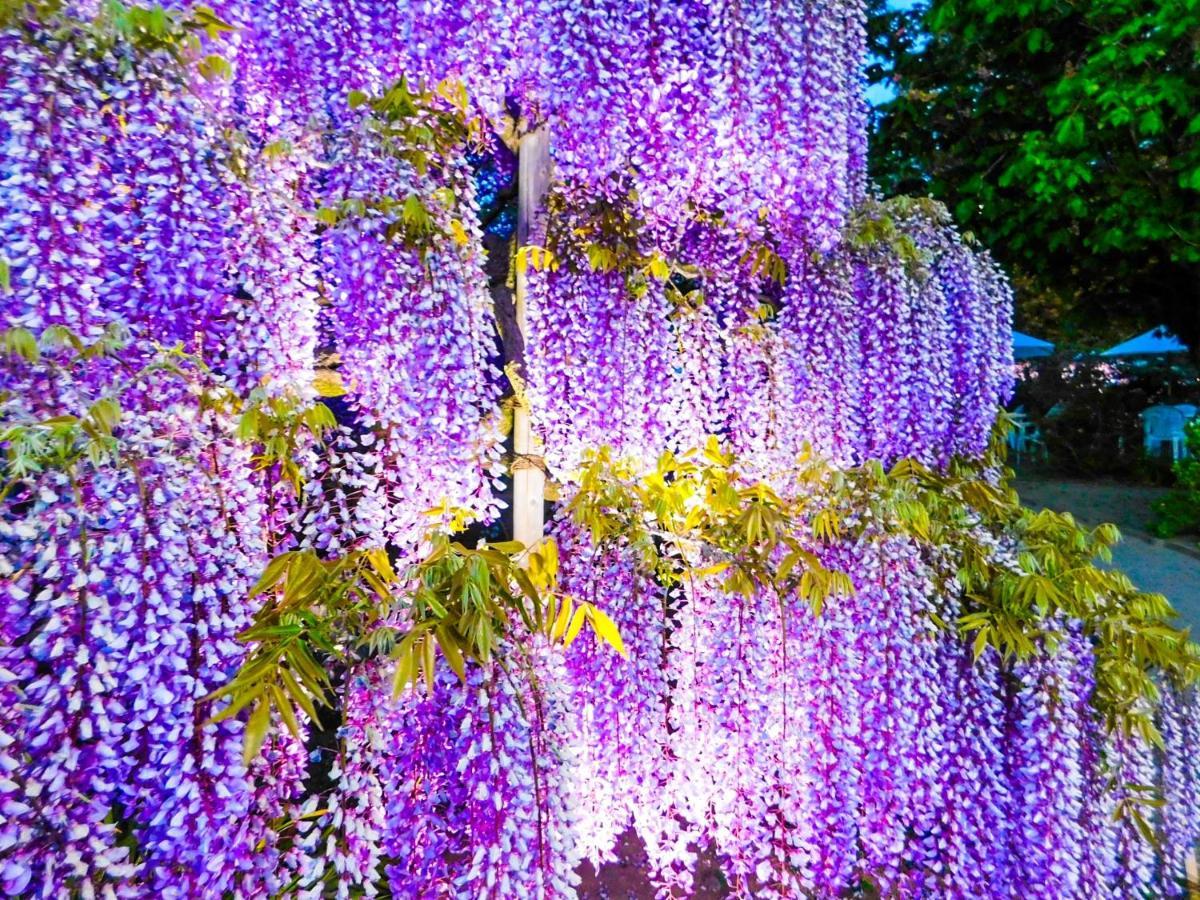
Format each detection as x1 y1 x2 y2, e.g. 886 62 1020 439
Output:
1101 326 1189 358
1013 330 1055 360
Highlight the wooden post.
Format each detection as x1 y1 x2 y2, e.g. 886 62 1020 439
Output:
1187 849 1199 898
512 126 551 549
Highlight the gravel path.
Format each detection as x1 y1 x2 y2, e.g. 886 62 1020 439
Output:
1014 477 1200 629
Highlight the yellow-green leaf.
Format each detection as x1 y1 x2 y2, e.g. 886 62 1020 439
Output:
279 666 320 722
250 552 295 598
586 605 627 658
564 605 588 647
197 53 231 81
270 684 301 740
2 326 38 362
86 397 122 436
422 633 436 694
392 645 415 697
243 699 270 763
972 627 991 662
551 595 574 641
312 369 345 398
436 626 466 682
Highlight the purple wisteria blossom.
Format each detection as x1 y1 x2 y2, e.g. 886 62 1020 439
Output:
1 2 1193 898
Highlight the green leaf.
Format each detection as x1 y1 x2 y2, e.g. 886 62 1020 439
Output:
40 325 82 352
362 569 392 602
2 326 38 362
366 547 396 583
279 666 320 722
188 5 237 39
205 683 265 724
402 193 431 229
287 645 332 701
392 641 416 697
263 139 293 159
236 407 260 442
86 398 122 436
313 369 347 397
512 564 539 604
972 627 991 662
250 552 295 598
1129 806 1159 848
528 539 558 590
243 699 270 763
486 540 525 554
550 595 573 641
812 508 842 541
422 633 436 694
302 402 337 435
283 551 324 605
436 625 466 682
197 53 231 81
776 550 805 584
270 684 301 740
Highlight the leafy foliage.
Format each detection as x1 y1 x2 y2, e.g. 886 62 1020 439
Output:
207 535 626 761
1 1 235 63
535 184 789 311
215 413 1200 759
1 323 337 484
870 0 1200 355
567 427 1200 746
1153 417 1200 539
213 404 1190 759
843 195 949 279
1 324 133 491
570 440 856 609
233 389 337 492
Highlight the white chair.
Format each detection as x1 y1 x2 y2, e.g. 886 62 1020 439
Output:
1142 405 1194 461
1176 404 1197 458
1007 409 1044 463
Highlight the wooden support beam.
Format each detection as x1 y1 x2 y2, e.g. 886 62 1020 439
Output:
512 126 551 549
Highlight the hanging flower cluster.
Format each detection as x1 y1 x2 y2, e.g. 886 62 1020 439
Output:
1004 629 1094 897
551 461 1200 898
0 14 304 894
551 520 677 877
524 195 1014 477
1159 685 1200 897
300 646 581 899
317 129 503 548
3 2 1200 899
525 262 676 476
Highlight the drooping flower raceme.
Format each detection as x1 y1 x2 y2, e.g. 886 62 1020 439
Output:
1 2 1193 898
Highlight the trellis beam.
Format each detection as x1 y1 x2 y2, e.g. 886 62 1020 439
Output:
511 126 551 549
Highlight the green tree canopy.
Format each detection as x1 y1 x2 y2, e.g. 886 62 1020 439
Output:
870 0 1200 354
